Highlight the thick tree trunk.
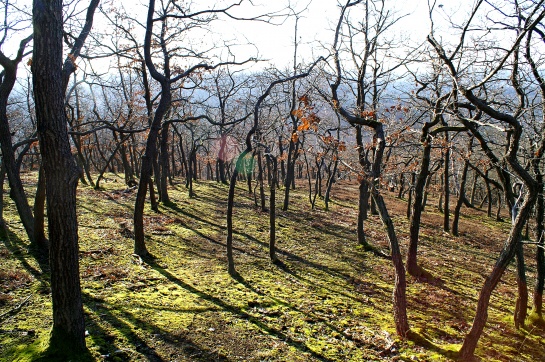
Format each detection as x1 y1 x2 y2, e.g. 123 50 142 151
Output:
32 0 86 351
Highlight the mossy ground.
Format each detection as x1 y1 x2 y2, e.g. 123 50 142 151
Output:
0 172 544 361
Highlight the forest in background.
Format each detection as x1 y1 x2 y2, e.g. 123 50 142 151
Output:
1 0 545 360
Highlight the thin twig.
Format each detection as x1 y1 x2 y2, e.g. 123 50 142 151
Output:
0 295 32 323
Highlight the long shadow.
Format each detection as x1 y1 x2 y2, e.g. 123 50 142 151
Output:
165 201 380 300
82 291 166 362
144 258 335 362
167 217 263 259
231 264 388 348
164 202 226 231
1 226 49 289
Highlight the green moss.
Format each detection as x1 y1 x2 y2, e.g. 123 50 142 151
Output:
1 174 544 361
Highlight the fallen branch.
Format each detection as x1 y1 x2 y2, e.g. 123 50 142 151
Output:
0 295 32 323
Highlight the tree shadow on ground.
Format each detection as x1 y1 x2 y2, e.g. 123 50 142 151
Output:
1 225 49 289
143 257 335 362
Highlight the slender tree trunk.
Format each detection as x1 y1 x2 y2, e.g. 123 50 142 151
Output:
357 180 370 248
257 151 266 211
496 190 502 221
159 122 170 204
372 193 410 337
0 74 35 243
133 87 170 256
533 172 544 317
470 171 478 206
227 152 249 276
406 172 415 220
514 242 528 328
486 178 493 218
267 156 278 263
324 158 338 211
452 139 472 236
397 174 404 199
443 135 450 232
0 160 6 233
407 139 432 277
422 174 432 211
460 189 537 359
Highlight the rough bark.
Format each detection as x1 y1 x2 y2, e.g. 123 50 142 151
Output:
32 0 86 352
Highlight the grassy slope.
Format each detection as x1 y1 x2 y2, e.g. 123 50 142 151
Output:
0 173 544 361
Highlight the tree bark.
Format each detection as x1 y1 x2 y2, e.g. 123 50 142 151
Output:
460 190 536 359
32 0 86 351
407 140 432 277
33 164 47 247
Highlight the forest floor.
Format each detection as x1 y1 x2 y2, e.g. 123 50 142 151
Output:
1 173 544 361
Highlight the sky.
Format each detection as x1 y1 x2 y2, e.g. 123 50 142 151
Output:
0 0 477 74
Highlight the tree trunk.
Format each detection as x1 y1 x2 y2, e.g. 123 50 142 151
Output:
406 172 415 220
372 193 410 337
459 189 536 359
533 172 544 317
0 54 35 244
324 158 338 211
443 135 450 232
159 122 170 204
227 152 249 276
470 171 478 206
514 242 528 328
0 160 6 233
257 151 266 212
452 139 471 236
407 140 432 277
267 156 278 263
133 87 170 256
32 0 86 351
33 164 47 248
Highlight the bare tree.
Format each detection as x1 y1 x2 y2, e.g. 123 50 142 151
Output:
32 0 100 355
428 0 545 357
